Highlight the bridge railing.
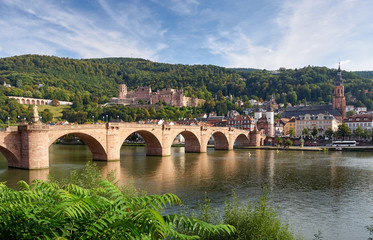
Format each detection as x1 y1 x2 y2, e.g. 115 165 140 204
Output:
0 126 19 132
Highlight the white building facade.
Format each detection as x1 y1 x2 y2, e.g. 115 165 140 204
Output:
345 114 373 133
295 113 340 137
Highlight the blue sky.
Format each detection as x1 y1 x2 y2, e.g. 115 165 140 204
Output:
1 0 373 70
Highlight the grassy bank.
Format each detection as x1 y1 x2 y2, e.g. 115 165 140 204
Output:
37 105 70 120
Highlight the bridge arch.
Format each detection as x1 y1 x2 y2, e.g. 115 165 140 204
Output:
0 146 20 168
234 133 250 148
169 130 201 153
49 132 107 160
211 131 229 150
121 130 163 156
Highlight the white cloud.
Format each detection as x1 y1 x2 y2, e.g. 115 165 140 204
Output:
206 0 373 70
0 0 166 60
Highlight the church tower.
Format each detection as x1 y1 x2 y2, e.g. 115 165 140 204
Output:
333 64 346 119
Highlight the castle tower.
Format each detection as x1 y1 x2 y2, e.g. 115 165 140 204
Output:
332 64 346 119
119 84 127 99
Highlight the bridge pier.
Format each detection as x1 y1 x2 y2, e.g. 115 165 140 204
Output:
19 125 50 169
146 146 170 156
105 123 121 161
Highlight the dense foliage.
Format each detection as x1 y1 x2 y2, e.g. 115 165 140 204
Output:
238 67 373 108
193 192 302 240
354 71 373 79
0 179 234 239
0 55 372 107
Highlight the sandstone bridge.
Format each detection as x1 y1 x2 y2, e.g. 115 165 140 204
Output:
0 123 265 169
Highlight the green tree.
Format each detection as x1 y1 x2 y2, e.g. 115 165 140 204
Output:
40 109 53 122
217 90 224 101
288 127 295 138
23 90 32 98
300 138 304 148
312 126 319 139
353 126 364 139
325 127 334 140
286 91 298 105
337 123 351 141
276 137 283 146
302 128 309 138
363 129 371 139
346 111 355 117
51 99 60 106
285 139 293 148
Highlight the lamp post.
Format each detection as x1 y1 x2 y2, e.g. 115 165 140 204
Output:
106 115 108 123
17 115 20 124
7 117 10 127
40 116 42 123
117 115 119 122
102 116 104 123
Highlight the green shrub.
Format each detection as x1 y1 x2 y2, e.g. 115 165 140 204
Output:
0 180 235 239
195 192 303 240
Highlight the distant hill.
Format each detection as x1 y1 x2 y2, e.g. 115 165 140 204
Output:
0 55 372 109
353 71 373 79
229 68 262 73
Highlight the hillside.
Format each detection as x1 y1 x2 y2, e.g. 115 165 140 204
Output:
0 55 372 109
353 71 373 79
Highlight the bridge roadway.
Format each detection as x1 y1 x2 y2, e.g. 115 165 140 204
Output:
0 122 265 169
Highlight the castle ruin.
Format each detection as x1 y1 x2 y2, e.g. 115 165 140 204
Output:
111 84 205 107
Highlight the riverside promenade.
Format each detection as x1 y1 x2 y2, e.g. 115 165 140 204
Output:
240 146 373 152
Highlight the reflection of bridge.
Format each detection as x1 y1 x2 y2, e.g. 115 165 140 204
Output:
0 123 265 169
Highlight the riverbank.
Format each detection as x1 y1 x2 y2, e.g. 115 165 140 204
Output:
237 145 373 152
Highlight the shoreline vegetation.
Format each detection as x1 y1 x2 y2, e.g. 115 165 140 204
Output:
0 162 304 239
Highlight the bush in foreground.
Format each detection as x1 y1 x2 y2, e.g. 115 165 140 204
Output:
0 179 234 239
195 192 303 240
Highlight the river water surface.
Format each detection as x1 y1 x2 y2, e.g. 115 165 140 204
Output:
1 145 373 240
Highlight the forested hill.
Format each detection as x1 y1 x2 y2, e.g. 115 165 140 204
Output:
0 55 372 109
353 71 373 79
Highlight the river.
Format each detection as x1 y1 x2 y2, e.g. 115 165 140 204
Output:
0 145 373 240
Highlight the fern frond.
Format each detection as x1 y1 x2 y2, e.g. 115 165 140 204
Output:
131 208 168 239
166 214 236 237
165 222 200 240
17 180 30 191
65 183 91 197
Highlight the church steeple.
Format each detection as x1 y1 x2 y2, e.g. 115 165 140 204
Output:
335 62 343 86
333 62 346 119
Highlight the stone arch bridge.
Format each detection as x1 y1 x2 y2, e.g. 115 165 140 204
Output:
0 123 265 169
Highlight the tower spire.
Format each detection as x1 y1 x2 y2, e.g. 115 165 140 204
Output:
335 61 343 86
333 61 346 119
